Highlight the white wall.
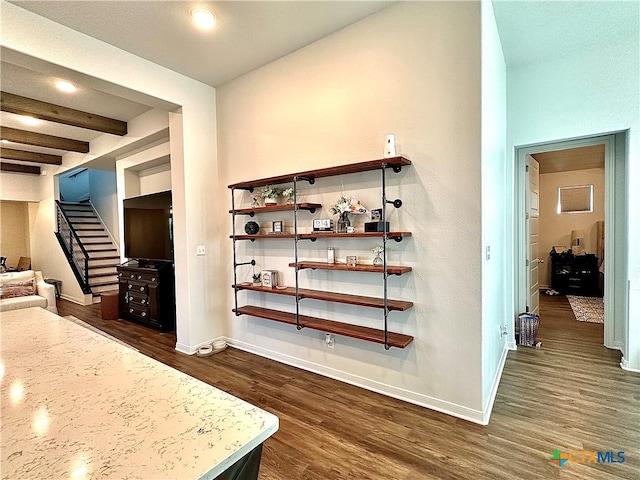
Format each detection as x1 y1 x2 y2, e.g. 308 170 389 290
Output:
89 169 119 242
1 1 223 350
218 2 487 421
480 0 508 420
506 30 640 369
0 171 41 202
539 168 605 288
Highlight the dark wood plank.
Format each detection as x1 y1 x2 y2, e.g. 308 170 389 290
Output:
0 162 40 175
230 203 322 215
228 156 411 190
0 147 62 165
1 92 127 135
291 261 412 275
299 231 411 241
0 127 89 153
56 294 640 480
232 233 297 240
231 232 411 241
233 305 414 348
234 283 414 310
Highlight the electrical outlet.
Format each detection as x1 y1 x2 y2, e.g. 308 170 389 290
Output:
196 245 206 256
325 333 335 349
499 325 508 337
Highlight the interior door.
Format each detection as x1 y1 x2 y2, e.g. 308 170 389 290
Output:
526 155 540 315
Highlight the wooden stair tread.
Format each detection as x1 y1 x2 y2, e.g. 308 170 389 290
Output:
89 272 118 279
290 261 412 275
88 256 120 261
233 305 413 348
89 280 119 287
88 262 120 268
234 283 413 311
228 156 411 190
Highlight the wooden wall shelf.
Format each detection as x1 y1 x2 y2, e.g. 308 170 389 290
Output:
290 261 412 275
234 283 413 311
229 156 414 350
231 232 412 241
229 203 322 215
228 156 411 191
233 305 414 349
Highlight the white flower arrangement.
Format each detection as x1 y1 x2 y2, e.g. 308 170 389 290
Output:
372 245 384 256
329 195 368 216
282 187 295 198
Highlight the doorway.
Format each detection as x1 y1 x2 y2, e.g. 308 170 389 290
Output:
513 132 628 352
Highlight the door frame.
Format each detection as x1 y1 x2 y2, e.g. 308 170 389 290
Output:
513 132 628 350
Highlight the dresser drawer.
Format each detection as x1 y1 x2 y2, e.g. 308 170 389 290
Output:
127 291 150 306
126 282 149 294
128 304 150 319
118 270 159 284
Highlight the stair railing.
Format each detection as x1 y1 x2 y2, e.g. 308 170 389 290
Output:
55 201 90 292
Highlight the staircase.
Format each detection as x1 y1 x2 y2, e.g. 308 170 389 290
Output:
56 201 120 296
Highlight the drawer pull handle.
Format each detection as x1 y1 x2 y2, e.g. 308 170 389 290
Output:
129 308 134 313
141 312 147 317
128 285 132 290
140 286 145 292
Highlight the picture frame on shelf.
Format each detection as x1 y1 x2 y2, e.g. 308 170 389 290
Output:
371 208 382 221
271 220 283 234
261 270 278 289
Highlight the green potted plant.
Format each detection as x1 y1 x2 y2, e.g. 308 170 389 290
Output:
259 185 282 205
252 273 262 286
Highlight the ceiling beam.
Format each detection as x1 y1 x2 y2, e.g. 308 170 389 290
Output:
1 162 41 175
1 92 128 136
0 127 89 153
0 147 62 165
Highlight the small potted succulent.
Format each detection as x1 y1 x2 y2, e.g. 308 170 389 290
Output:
252 273 262 286
259 185 282 205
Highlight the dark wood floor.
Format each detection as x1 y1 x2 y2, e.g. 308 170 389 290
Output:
57 294 640 479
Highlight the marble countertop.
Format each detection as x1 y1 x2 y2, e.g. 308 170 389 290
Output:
0 307 278 479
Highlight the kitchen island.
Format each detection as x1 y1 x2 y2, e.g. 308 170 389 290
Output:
0 307 278 479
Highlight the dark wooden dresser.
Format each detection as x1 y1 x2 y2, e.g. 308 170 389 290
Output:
117 260 175 330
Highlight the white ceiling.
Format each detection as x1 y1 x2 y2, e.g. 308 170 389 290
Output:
8 1 395 87
1 0 638 169
492 0 639 66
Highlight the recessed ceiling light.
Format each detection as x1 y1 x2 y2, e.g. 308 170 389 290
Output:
55 79 76 93
19 116 41 126
191 7 215 30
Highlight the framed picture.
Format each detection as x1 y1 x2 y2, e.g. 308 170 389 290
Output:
261 270 278 288
272 220 283 233
371 208 382 222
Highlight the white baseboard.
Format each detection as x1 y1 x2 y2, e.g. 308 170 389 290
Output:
226 338 487 425
620 357 640 373
481 343 509 425
60 293 87 305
